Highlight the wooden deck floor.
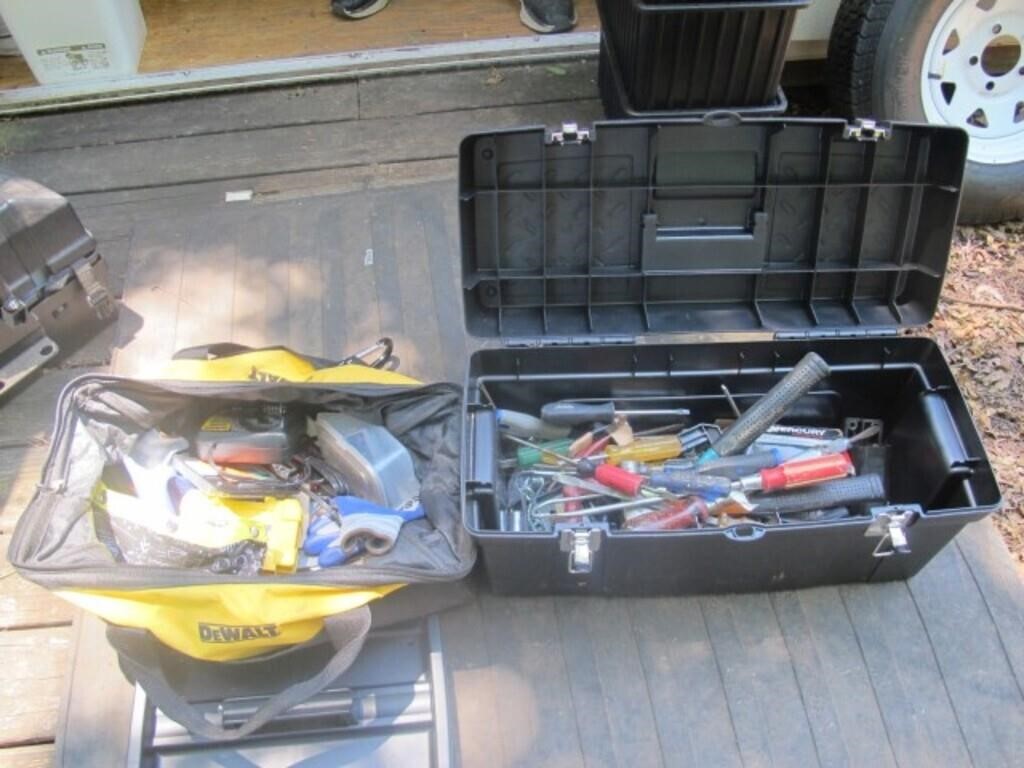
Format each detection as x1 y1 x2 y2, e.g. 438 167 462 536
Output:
0 59 1022 766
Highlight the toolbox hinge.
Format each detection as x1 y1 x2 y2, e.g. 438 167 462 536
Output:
72 261 116 320
503 334 637 348
865 505 921 558
775 327 899 341
1 296 28 326
843 119 893 142
548 122 591 145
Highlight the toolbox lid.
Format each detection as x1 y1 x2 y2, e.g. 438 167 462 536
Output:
458 118 967 339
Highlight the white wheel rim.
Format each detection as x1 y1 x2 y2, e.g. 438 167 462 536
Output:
921 0 1024 165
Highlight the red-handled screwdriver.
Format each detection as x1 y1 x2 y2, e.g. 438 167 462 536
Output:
593 463 648 496
735 451 854 494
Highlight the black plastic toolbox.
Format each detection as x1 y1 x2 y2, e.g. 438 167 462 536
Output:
457 117 1002 596
598 35 788 119
0 173 116 395
596 0 806 116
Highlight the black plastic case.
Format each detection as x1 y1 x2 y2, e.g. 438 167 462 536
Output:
598 36 788 119
0 173 116 394
457 117 1002 596
596 0 805 115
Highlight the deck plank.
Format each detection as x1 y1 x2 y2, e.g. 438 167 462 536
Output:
772 588 898 768
110 214 189 377
286 201 325 359
477 594 585 767
700 594 821 768
358 61 597 120
956 520 1024 692
438 598 504 768
0 61 594 157
0 626 72 747
0 368 94 534
629 597 743 768
840 581 973 768
415 183 468 381
0 83 359 153
390 188 447 382
555 598 664 768
173 211 239 354
907 538 1024 767
53 615 136 768
5 100 604 195
0 743 55 768
231 207 280 350
0 535 75 630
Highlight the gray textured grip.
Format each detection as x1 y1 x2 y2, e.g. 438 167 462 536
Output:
749 475 885 517
712 353 830 457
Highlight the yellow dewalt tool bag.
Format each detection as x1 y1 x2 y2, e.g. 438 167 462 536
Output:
9 343 474 740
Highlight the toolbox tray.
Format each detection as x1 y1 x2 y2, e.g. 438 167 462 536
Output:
457 117 1001 595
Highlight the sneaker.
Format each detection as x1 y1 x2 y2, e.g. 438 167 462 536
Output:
331 0 391 20
520 0 577 34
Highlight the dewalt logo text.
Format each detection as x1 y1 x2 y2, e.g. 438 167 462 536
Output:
198 622 281 643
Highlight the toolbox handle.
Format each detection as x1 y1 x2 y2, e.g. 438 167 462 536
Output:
702 111 743 128
723 524 766 542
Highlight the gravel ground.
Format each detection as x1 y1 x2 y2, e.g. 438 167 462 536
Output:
929 221 1024 569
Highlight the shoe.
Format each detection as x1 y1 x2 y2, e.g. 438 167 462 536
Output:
331 0 391 20
520 0 577 34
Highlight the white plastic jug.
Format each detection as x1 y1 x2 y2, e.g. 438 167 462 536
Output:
0 0 146 85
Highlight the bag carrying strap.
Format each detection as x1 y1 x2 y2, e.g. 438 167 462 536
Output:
106 605 371 741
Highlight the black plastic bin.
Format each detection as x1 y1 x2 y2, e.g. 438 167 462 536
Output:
596 0 807 116
456 117 1001 596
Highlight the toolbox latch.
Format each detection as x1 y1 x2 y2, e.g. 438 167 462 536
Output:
548 122 590 145
72 261 116 320
559 528 601 574
843 119 892 142
865 505 921 557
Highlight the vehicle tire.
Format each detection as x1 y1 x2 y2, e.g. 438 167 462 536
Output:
828 0 1024 224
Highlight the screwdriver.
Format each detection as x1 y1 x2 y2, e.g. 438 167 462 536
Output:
740 451 854 493
514 437 573 467
603 435 686 465
495 409 570 440
623 496 710 531
510 423 688 467
650 452 853 498
699 352 830 463
662 449 783 479
541 400 690 427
